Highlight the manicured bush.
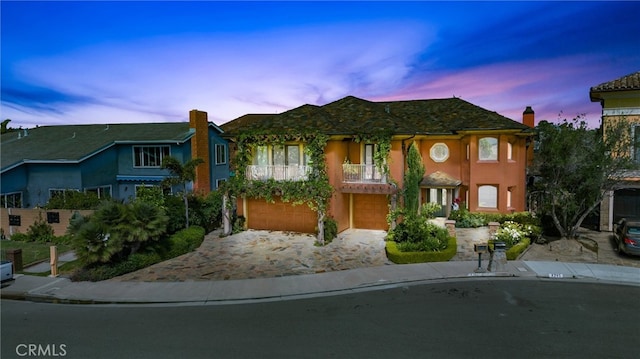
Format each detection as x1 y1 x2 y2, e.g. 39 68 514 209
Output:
164 226 206 259
506 237 531 260
385 236 457 264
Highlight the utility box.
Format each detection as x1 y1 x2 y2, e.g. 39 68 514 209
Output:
5 248 23 272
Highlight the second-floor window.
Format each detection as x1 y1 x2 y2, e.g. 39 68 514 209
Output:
215 144 226 165
254 144 307 166
479 137 498 161
133 146 170 167
248 144 309 181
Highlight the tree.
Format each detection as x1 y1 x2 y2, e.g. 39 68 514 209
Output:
531 117 637 239
404 142 425 216
161 156 204 228
1 119 14 134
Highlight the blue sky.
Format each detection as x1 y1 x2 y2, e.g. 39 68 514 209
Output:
2 1 639 129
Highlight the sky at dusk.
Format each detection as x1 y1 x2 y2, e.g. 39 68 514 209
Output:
1 1 639 129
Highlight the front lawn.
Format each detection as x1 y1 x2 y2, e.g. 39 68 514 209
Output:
0 240 72 268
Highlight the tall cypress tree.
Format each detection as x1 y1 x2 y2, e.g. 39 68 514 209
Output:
404 142 425 217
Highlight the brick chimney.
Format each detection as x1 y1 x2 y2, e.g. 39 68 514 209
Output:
523 106 535 128
189 109 211 193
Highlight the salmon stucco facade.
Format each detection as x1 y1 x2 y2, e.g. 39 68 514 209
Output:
221 96 534 234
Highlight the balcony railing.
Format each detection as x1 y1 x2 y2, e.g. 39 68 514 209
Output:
342 164 386 183
246 165 311 181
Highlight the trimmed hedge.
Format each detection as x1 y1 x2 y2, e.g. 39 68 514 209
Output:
385 236 457 264
165 225 206 259
487 238 531 261
506 237 530 260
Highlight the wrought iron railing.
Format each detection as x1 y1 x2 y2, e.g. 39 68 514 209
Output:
342 164 386 183
245 165 311 181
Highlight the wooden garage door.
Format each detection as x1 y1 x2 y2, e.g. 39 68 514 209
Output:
353 194 389 230
246 197 317 233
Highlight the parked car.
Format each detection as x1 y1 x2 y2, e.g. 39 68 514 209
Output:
613 218 640 256
1 260 14 282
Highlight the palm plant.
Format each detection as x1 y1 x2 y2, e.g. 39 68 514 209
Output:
161 156 204 228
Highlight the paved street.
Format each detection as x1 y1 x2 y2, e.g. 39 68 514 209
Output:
2 280 638 359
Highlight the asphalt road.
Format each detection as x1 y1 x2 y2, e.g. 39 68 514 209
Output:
1 279 638 359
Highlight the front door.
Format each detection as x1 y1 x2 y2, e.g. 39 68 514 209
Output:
427 188 447 217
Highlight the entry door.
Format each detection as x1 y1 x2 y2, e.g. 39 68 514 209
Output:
427 188 447 217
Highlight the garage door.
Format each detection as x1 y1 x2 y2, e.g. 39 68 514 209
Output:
353 194 389 230
246 197 317 233
614 188 640 222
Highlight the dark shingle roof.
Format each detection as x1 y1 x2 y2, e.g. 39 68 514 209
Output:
220 95 530 137
591 71 640 94
1 123 193 172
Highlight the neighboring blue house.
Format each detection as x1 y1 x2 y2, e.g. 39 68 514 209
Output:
0 110 228 208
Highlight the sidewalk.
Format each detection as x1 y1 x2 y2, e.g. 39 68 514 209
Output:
2 260 639 305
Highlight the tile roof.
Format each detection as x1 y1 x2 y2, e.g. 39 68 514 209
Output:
1 123 193 172
220 95 530 137
420 171 462 188
590 71 640 93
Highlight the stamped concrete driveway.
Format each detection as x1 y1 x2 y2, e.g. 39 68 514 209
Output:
112 229 392 282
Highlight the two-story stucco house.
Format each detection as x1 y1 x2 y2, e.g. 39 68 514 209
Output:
0 110 228 209
590 71 640 231
221 95 534 234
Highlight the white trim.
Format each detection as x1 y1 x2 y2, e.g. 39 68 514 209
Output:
608 190 614 232
602 108 640 116
430 143 449 162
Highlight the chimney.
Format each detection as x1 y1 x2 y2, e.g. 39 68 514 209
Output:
523 106 535 128
189 109 211 193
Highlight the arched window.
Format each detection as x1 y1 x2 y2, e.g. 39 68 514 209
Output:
479 137 498 161
478 185 498 208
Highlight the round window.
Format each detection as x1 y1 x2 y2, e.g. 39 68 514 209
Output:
430 143 449 162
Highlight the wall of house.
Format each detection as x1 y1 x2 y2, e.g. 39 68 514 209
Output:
0 208 94 238
466 133 528 213
26 163 83 208
325 140 350 232
0 165 27 199
209 128 229 190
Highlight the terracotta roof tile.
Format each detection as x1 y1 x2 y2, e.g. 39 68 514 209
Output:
591 71 640 93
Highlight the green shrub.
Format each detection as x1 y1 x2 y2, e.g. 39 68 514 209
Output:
9 233 29 242
70 250 164 282
386 237 457 264
506 237 531 260
450 210 541 229
492 221 541 248
323 217 338 244
164 226 205 259
26 214 55 242
449 209 487 228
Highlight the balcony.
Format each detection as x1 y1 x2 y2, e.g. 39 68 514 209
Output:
342 164 386 183
246 165 311 181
